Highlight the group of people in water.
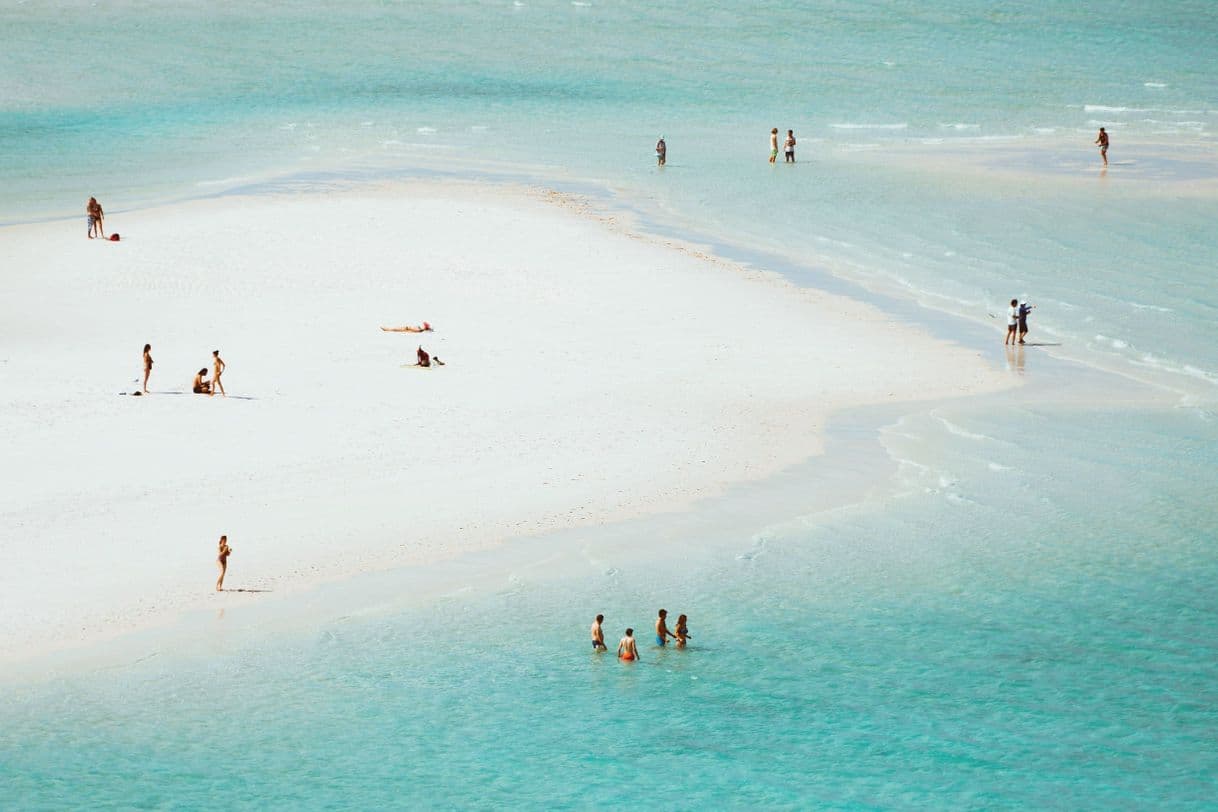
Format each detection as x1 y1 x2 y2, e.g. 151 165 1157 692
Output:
591 609 691 661
138 343 227 395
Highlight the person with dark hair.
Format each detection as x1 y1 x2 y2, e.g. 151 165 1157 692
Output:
674 614 691 648
142 344 153 393
784 129 796 163
1005 299 1019 345
415 346 431 368
655 608 676 647
212 350 226 396
655 136 666 167
216 535 232 591
769 128 779 164
1095 127 1109 166
591 614 607 650
381 322 432 333
1018 301 1035 344
618 628 639 661
192 367 212 394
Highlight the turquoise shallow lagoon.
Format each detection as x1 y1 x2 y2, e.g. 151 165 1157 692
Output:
3 0 1217 807
3 397 1217 808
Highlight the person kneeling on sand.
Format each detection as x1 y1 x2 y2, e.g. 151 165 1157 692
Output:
192 367 212 394
381 322 432 333
618 628 640 662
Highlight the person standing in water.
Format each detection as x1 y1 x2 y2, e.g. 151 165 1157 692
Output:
618 628 639 661
1095 127 1109 166
655 136 666 167
784 129 796 163
212 350 226 396
655 609 677 647
1018 301 1035 344
216 535 232 591
769 128 779 164
673 614 691 648
142 343 154 393
591 614 607 651
1004 299 1019 346
87 197 104 239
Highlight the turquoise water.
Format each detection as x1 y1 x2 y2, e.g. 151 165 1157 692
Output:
3 1 1218 807
3 401 1216 808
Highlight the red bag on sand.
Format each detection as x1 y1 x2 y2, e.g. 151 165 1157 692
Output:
109 233 120 242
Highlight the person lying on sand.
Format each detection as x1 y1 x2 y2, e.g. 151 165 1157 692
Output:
381 322 432 333
192 368 212 394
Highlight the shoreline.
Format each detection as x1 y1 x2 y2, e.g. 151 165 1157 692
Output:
0 177 1014 671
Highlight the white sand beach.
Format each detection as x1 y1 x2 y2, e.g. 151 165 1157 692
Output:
0 181 1012 663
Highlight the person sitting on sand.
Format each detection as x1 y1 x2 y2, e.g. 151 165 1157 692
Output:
618 628 639 661
192 368 212 394
216 535 232 591
142 343 154 393
212 350 226 396
381 322 432 333
416 346 431 367
674 614 691 648
591 614 607 651
655 609 677 647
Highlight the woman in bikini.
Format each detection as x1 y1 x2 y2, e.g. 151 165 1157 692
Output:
87 197 104 239
216 535 232 591
142 344 153 393
674 614 691 648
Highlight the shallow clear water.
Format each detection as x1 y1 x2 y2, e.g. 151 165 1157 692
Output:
3 1 1217 807
3 401 1216 808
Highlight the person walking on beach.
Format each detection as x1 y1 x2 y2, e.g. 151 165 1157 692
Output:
192 367 212 394
591 614 607 650
142 343 154 393
212 350 226 396
216 535 232 591
655 609 677 647
673 614 691 648
1018 301 1035 344
769 128 779 164
1095 127 1109 166
618 628 639 661
784 129 796 163
656 136 666 167
87 197 104 239
1005 299 1019 345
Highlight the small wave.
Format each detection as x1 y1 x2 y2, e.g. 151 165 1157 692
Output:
1144 82 1168 88
360 121 374 127
1094 334 1129 350
196 176 254 187
935 416 993 442
831 122 908 130
1032 127 1056 134
1084 105 1148 113
939 123 980 130
572 1 590 5
987 462 1013 472
416 126 437 134
470 125 488 132
381 139 403 146
1128 302 1173 313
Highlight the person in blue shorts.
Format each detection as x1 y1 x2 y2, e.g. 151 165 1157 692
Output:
655 609 676 647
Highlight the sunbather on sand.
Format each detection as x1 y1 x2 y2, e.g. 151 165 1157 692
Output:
381 321 432 333
192 368 212 394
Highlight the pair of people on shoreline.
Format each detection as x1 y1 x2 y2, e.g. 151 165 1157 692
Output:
770 128 796 163
1004 299 1035 345
591 609 691 661
192 350 227 394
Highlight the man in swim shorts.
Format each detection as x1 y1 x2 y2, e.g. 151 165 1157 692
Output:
591 614 606 650
769 128 779 164
656 136 666 167
655 609 676 647
1095 127 1109 166
618 628 639 661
